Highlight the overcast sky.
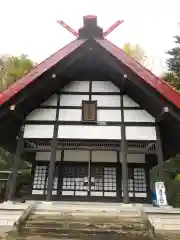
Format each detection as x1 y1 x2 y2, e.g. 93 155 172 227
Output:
0 0 180 75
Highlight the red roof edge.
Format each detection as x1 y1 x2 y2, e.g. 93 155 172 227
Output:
0 39 85 106
96 39 180 109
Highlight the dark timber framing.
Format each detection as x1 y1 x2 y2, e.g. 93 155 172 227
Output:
31 159 149 203
89 80 92 101
155 124 165 181
22 80 157 203
7 126 24 201
120 94 129 203
46 92 61 201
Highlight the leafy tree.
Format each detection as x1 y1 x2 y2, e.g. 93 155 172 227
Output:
166 35 180 77
122 42 147 64
0 147 30 171
0 54 35 167
162 34 180 90
0 54 35 92
0 54 35 184
162 72 180 90
152 32 180 206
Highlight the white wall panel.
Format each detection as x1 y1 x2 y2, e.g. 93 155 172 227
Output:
92 95 120 107
41 94 58 106
62 81 89 92
59 109 81 121
58 125 121 140
123 95 139 107
35 151 62 161
124 110 155 122
60 94 89 106
97 110 121 122
92 81 120 92
23 125 54 138
64 150 89 161
92 151 117 162
26 109 56 121
36 152 51 161
126 154 145 163
126 126 156 140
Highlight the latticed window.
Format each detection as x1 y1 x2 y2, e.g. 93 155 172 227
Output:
82 100 97 122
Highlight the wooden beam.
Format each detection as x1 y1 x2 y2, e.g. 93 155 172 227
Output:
46 94 60 201
156 106 169 122
120 94 129 203
155 124 165 181
7 126 24 201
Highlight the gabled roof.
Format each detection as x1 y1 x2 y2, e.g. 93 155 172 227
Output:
0 39 85 105
0 15 180 110
97 39 180 109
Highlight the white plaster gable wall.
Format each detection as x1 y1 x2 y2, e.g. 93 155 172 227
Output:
62 81 89 92
60 94 89 106
92 81 120 92
58 125 121 140
26 109 56 121
41 94 58 106
23 80 156 140
23 125 54 138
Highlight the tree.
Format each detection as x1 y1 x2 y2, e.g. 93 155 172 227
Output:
122 42 146 64
0 54 35 172
162 34 180 90
166 35 180 77
162 72 180 91
0 54 35 92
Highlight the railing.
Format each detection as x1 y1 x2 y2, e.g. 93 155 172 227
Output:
24 139 156 154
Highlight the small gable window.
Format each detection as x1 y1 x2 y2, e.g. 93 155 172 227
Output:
82 101 97 122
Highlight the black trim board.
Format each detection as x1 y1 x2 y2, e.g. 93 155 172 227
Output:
24 120 155 127
60 91 120 95
46 93 60 201
39 106 143 110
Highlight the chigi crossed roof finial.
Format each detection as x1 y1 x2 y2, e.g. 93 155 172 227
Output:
57 15 124 38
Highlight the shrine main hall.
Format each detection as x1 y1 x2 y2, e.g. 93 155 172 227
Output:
1 16 180 204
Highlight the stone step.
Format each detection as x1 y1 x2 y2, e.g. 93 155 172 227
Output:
25 220 148 231
34 210 141 218
33 201 143 207
0 210 23 215
37 205 140 213
149 218 180 231
148 214 180 219
35 206 142 217
0 219 16 226
149 218 180 223
26 216 148 228
152 224 180 231
36 203 142 211
0 215 20 220
21 226 152 239
0 202 29 210
30 214 144 222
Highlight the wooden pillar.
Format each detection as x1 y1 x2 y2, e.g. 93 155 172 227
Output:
7 126 24 201
120 94 129 204
116 151 121 200
46 94 60 201
155 124 165 181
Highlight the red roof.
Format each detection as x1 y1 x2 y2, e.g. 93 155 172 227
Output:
0 28 180 109
97 39 180 109
0 39 85 105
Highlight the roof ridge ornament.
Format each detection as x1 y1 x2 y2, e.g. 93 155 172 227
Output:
57 16 124 39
